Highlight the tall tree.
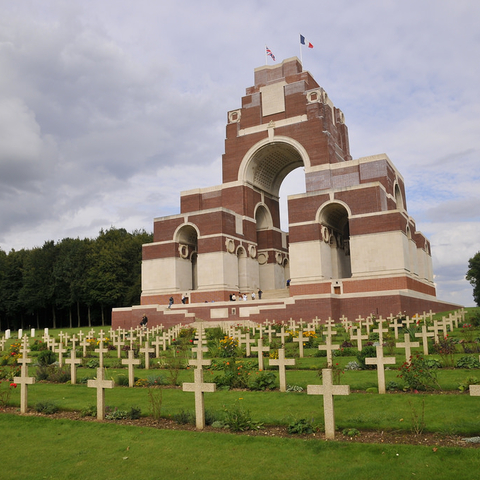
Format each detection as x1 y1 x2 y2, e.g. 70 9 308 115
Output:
466 251 480 306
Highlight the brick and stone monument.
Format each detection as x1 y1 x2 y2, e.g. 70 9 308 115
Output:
113 57 459 329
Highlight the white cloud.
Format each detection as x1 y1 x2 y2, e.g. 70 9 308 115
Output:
0 0 478 307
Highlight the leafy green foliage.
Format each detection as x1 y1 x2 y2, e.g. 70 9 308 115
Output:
0 228 152 330
35 401 59 414
466 251 480 306
287 418 314 434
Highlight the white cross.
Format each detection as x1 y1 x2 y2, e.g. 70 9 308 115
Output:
182 368 216 430
121 349 140 387
307 369 350 440
87 368 114 420
365 345 396 394
269 348 295 392
396 333 420 363
251 338 270 371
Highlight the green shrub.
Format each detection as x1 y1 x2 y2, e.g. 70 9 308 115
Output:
115 374 129 386
458 376 480 392
37 350 56 366
249 371 276 391
342 428 360 437
173 409 194 425
456 356 480 369
35 401 59 414
356 346 377 369
223 401 263 432
80 405 97 417
398 354 441 391
35 365 71 383
287 418 314 434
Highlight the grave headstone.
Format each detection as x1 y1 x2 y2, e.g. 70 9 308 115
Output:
140 341 155 370
182 368 216 430
396 333 420 362
307 368 350 440
365 345 396 394
251 338 269 371
269 348 295 392
87 367 114 420
65 348 81 385
414 325 434 355
122 349 140 387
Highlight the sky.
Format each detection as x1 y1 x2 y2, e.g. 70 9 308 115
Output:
0 0 479 307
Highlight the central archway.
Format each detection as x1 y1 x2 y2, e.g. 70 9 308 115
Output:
239 137 310 197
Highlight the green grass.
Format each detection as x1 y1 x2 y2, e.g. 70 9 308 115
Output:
1 414 480 480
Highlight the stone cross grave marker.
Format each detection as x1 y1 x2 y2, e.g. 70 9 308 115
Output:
0 336 6 351
350 327 368 351
318 334 340 367
189 344 211 371
293 329 308 358
80 337 89 357
95 339 109 369
323 318 338 338
140 341 155 370
415 325 434 355
14 338 35 413
364 316 374 335
307 368 350 440
65 347 82 384
403 315 415 330
87 367 114 420
251 338 270 371
388 314 403 340
151 335 162 358
114 334 125 359
365 345 396 394
428 320 443 343
396 333 420 363
373 316 389 344
269 348 295 392
122 349 140 387
276 326 290 346
55 342 67 368
264 325 275 344
182 368 216 430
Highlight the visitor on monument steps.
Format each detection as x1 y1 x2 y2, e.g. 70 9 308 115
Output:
258 289 263 299
140 314 148 328
251 291 256 300
286 279 291 287
231 294 236 301
168 296 174 309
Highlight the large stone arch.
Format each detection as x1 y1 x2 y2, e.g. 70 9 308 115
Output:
238 136 310 196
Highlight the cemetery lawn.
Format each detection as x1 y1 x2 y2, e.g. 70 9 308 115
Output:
1 413 480 480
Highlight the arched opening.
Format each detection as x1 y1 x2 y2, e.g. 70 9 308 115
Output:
175 224 198 291
318 203 352 279
394 183 404 210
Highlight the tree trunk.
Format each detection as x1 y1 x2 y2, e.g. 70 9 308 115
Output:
36 311 40 330
77 300 81 328
52 305 57 329
88 306 91 327
69 306 73 329
101 305 105 326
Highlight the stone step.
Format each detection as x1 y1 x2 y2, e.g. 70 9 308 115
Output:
260 288 290 299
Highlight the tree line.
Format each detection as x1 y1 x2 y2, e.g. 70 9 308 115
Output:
0 228 153 331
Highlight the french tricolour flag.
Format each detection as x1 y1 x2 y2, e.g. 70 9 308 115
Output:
300 34 314 48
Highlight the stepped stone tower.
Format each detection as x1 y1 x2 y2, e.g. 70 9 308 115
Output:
112 57 458 329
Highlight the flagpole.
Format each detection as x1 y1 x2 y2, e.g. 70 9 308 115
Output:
265 45 268 65
299 34 303 68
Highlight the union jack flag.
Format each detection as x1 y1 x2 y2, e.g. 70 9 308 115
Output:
266 46 276 61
